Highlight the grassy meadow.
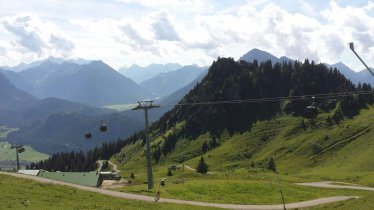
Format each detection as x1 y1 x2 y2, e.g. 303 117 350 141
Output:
0 173 219 210
0 142 49 162
110 106 374 208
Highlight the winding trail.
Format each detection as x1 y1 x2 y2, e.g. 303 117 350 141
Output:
0 171 360 209
107 160 120 173
183 164 196 172
96 160 120 173
96 160 104 171
296 181 374 191
183 164 214 175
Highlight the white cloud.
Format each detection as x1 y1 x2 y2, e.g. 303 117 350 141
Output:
1 1 374 70
319 1 374 63
151 12 180 41
0 14 75 65
115 0 213 13
49 34 75 56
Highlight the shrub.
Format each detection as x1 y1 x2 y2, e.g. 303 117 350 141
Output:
167 168 173 176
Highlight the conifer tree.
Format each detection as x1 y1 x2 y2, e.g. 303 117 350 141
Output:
268 157 277 172
196 156 209 174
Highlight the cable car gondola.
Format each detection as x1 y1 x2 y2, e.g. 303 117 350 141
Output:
17 147 25 153
302 97 318 119
99 120 107 132
85 130 92 139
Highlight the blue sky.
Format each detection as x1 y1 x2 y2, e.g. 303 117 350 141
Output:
0 0 373 71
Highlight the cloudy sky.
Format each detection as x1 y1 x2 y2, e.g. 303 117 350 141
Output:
0 0 373 71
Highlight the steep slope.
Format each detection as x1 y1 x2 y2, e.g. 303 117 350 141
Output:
119 63 182 83
0 67 111 124
139 68 210 124
0 71 37 110
160 68 209 106
154 59 356 137
326 62 374 86
0 71 38 126
17 61 152 106
0 69 145 153
0 69 33 92
21 97 109 123
8 110 144 154
110 58 373 183
328 62 361 85
2 94 146 153
140 65 205 98
357 68 374 85
328 62 358 82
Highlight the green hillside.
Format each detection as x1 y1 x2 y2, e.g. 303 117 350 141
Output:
0 142 49 162
110 106 374 208
0 126 18 138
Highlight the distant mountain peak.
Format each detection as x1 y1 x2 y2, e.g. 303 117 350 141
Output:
279 56 293 62
129 64 141 68
248 48 266 53
333 61 348 67
89 60 105 65
42 60 58 65
86 60 114 71
239 48 279 64
119 63 183 83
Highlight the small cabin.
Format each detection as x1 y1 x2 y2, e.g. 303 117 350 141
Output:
99 171 121 180
18 169 41 176
37 171 103 187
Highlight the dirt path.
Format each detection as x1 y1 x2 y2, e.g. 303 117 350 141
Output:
183 164 196 172
107 160 119 173
0 171 359 209
183 164 214 175
296 181 374 191
97 160 120 173
96 160 103 171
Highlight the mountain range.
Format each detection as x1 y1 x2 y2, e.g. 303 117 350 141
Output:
119 63 182 83
239 48 293 64
1 56 92 72
4 60 152 107
0 70 145 153
140 65 206 98
0 70 37 111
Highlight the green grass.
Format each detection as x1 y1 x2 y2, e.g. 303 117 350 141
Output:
115 177 356 205
308 191 374 210
109 106 374 208
0 142 49 162
0 174 219 210
3 107 374 209
0 126 18 138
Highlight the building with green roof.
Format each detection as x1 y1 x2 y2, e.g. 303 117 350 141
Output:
38 171 103 187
